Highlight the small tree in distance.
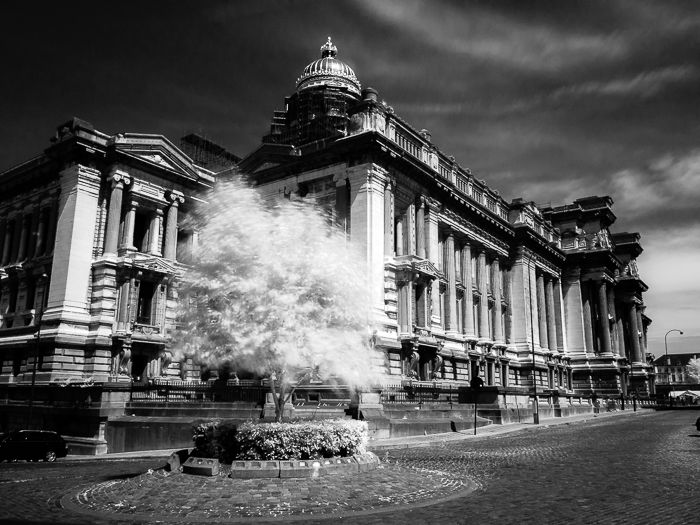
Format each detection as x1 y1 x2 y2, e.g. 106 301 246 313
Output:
173 177 380 421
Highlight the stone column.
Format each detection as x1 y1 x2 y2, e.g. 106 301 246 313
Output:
636 307 646 355
27 206 40 259
628 303 642 363
416 197 426 259
461 243 475 339
34 208 47 257
607 285 618 355
164 191 184 260
562 268 585 355
536 273 548 350
406 201 416 255
1 219 12 265
509 250 533 349
383 179 394 256
596 280 612 354
492 257 504 343
149 209 163 256
445 232 457 332
545 278 557 352
553 279 566 352
9 214 22 262
103 170 130 255
395 218 404 256
425 201 441 327
477 250 489 340
528 261 540 349
582 282 595 354
16 213 31 262
616 311 626 358
121 200 138 251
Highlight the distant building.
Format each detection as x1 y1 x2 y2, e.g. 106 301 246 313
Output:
240 38 656 397
653 352 700 385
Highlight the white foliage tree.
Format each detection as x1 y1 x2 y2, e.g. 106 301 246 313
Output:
172 177 380 421
688 357 700 384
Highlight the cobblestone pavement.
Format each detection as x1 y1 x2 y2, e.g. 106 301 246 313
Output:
0 410 698 525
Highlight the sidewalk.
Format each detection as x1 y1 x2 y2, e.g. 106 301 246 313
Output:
368 407 649 451
64 408 650 461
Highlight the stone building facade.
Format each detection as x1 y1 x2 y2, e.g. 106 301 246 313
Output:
0 118 222 387
0 39 656 401
239 39 656 397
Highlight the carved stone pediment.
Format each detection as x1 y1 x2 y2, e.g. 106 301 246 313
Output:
119 252 180 276
392 255 440 282
113 135 202 181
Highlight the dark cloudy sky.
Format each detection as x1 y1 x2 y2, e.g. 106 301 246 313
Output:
2 0 699 355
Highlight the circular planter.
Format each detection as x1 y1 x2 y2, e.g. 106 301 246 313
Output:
228 452 380 479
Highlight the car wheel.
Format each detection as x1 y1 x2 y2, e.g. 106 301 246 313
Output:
44 450 57 462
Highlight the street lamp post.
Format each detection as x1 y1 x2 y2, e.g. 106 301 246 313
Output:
664 329 683 384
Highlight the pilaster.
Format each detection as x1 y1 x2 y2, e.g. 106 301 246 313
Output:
445 232 457 332
536 273 548 350
596 280 612 355
44 164 101 325
461 242 475 339
562 266 586 356
545 277 557 352
492 257 504 344
348 164 387 316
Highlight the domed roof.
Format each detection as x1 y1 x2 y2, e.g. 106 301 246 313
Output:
296 37 361 96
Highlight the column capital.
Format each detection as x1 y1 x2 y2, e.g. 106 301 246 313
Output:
154 208 164 217
167 190 185 206
109 168 131 187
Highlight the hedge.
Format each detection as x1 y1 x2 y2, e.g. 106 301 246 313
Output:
192 419 368 461
191 420 238 463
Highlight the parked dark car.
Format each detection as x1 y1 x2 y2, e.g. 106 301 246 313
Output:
0 430 68 462
696 417 700 432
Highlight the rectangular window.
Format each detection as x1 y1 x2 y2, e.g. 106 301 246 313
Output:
136 281 156 324
133 211 150 252
415 284 426 327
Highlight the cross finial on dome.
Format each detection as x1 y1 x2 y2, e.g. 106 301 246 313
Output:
320 36 338 58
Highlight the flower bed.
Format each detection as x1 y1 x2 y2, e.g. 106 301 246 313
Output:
191 419 368 462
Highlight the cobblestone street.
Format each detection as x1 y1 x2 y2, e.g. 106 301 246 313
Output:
0 411 698 525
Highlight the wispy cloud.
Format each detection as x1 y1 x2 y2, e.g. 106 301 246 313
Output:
609 149 700 222
355 0 629 72
551 65 699 100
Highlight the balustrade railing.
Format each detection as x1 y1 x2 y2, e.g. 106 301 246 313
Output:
380 381 458 405
129 380 267 404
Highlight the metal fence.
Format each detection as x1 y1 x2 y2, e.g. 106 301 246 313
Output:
379 381 459 405
128 380 267 404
